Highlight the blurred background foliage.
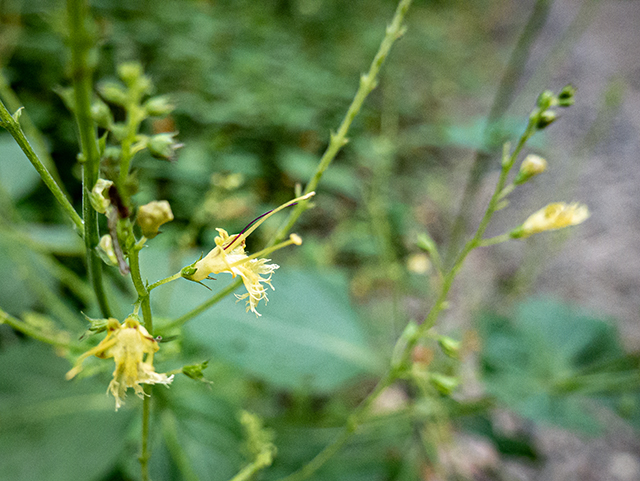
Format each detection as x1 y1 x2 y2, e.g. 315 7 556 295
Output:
1 0 639 480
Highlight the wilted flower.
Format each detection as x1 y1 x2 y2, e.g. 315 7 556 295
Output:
90 179 113 214
66 317 174 410
511 202 589 238
184 192 314 315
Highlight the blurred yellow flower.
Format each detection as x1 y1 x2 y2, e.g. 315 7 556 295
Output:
511 202 589 238
66 317 173 410
187 193 313 315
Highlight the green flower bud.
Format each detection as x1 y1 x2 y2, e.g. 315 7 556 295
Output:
137 200 174 238
144 96 174 117
117 62 143 84
514 154 547 185
98 81 128 106
557 84 576 107
536 90 555 110
429 373 459 395
437 336 461 360
90 178 113 214
182 361 212 384
91 100 113 128
147 132 182 161
536 110 557 130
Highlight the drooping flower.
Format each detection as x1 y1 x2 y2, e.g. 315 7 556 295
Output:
511 202 589 239
184 192 314 315
66 316 173 410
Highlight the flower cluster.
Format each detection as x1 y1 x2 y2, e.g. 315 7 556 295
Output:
66 317 173 410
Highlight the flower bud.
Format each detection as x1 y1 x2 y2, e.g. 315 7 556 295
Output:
182 361 212 384
429 373 459 395
147 132 182 161
97 234 118 266
91 100 113 128
144 96 174 117
117 62 143 85
137 200 174 238
536 90 555 110
510 202 589 239
514 154 547 185
557 84 576 107
437 336 461 360
90 178 113 214
536 110 557 130
98 81 128 106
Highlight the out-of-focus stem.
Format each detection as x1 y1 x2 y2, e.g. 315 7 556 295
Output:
270 0 413 246
446 0 552 265
66 0 111 317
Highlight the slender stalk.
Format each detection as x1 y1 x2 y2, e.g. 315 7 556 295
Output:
278 119 534 481
148 272 182 291
0 99 83 232
0 308 79 351
66 0 111 317
270 0 413 246
140 394 151 481
446 0 552 265
128 246 154 480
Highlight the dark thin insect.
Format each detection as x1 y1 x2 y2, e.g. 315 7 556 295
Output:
224 202 299 250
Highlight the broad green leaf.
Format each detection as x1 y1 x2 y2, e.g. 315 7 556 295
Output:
0 342 134 481
480 298 629 433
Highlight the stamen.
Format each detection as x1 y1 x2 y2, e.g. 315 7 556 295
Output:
226 235 302 269
224 192 314 251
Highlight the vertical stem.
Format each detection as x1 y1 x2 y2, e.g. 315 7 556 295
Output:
270 0 413 247
445 0 552 265
128 246 153 480
66 0 111 317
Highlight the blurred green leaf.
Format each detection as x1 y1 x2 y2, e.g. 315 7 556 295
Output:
480 298 632 433
144 249 383 393
0 342 134 481
0 133 41 200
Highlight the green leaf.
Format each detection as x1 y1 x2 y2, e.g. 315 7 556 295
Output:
147 253 383 393
480 298 628 433
0 342 134 481
0 133 41 200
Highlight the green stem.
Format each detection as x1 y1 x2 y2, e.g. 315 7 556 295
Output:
66 0 111 317
0 308 80 351
128 246 154 480
270 0 413 246
279 116 536 481
277 371 395 481
148 272 182 291
140 394 151 481
445 0 552 265
0 100 83 233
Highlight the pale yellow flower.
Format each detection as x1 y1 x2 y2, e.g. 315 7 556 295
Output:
66 317 173 410
187 193 313 315
511 202 589 238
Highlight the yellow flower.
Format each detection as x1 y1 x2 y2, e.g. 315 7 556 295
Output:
186 192 314 315
511 202 589 238
66 317 173 411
